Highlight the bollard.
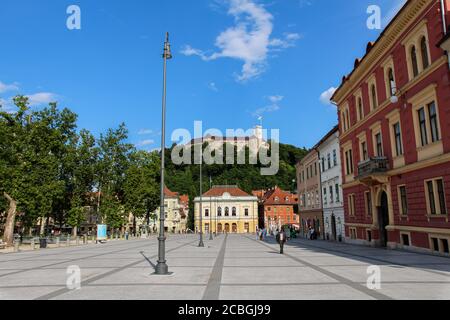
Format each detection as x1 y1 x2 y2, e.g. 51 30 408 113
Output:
67 237 70 247
84 235 87 244
76 237 80 246
14 240 20 253
31 238 35 250
56 237 60 247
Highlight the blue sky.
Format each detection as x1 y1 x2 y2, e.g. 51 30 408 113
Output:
0 0 405 150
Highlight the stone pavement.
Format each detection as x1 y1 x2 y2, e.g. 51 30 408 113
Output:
0 233 449 300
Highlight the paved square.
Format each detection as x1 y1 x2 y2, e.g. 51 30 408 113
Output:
0 234 449 300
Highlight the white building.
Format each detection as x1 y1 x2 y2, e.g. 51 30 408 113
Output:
316 126 345 241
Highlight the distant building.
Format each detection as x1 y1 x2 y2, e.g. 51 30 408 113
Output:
186 125 269 153
152 186 188 234
194 186 258 234
253 187 299 232
296 150 324 238
315 125 345 242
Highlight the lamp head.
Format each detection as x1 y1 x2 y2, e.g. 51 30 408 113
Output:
390 95 399 104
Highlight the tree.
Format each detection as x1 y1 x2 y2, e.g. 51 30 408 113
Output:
123 150 160 233
96 124 133 232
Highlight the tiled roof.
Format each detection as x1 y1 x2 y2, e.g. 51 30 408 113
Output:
179 194 189 204
203 185 251 197
261 187 297 205
164 186 179 198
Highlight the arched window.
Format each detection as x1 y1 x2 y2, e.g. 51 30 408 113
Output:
420 36 429 69
232 207 237 216
371 85 378 109
388 68 396 97
218 207 222 217
205 209 209 217
358 97 363 120
411 45 419 77
225 207 229 216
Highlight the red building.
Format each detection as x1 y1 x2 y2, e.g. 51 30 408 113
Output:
253 187 299 231
331 0 450 255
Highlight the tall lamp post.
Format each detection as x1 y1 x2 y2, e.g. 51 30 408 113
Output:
209 177 213 240
198 159 205 247
155 32 172 275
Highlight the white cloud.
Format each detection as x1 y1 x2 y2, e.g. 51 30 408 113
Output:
137 139 155 147
253 95 283 117
319 87 337 106
0 98 16 113
138 129 153 135
208 82 219 92
181 0 300 82
27 92 58 105
0 81 19 93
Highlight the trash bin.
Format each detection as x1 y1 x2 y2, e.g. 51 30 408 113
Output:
39 237 47 249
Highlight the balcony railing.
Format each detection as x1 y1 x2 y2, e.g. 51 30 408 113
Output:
357 157 389 179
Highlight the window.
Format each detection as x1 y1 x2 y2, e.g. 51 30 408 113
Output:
418 107 428 146
365 191 372 216
322 157 325 172
427 181 437 215
431 237 439 252
375 133 383 157
366 230 372 242
348 194 356 216
330 186 334 204
205 209 209 217
442 239 449 254
393 122 403 156
420 36 429 69
232 207 237 216
357 97 364 121
401 234 411 247
335 184 340 203
314 163 317 176
428 102 439 143
361 141 368 161
316 190 320 205
333 150 337 166
411 46 419 77
323 188 327 205
437 179 447 215
371 84 378 109
399 186 408 216
225 207 230 216
245 208 249 216
388 68 396 97
345 149 354 175
327 154 331 169
218 207 222 216
350 228 357 240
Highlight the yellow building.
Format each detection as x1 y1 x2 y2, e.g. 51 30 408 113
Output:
194 185 258 234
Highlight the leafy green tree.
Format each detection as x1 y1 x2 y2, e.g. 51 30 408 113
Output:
123 150 160 232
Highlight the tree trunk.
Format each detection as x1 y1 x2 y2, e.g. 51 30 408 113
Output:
2 192 17 247
72 226 78 237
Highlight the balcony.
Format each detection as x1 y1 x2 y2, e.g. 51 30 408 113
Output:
356 157 389 186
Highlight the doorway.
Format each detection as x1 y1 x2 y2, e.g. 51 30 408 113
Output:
378 191 389 247
331 214 337 241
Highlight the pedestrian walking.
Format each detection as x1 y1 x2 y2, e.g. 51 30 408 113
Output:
276 229 287 254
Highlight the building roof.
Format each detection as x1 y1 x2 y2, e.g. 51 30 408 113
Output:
312 125 339 150
330 0 413 103
164 186 179 198
260 187 297 206
179 194 189 205
203 185 251 197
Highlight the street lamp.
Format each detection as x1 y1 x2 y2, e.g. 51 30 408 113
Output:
209 177 213 240
198 158 205 247
155 32 172 275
